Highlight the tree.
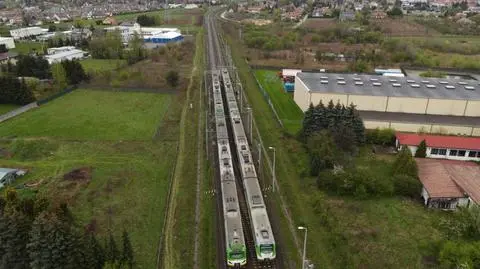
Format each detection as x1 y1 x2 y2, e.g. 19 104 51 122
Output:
393 174 421 198
48 25 56 32
137 14 156 26
121 230 134 269
0 210 32 269
392 147 418 178
52 63 68 90
166 70 179 88
61 59 88 85
105 233 119 266
307 131 338 176
387 7 403 17
414 140 427 158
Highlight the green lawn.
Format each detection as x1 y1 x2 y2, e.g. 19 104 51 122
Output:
0 90 172 140
80 59 127 73
12 41 45 55
254 69 303 134
0 104 20 115
0 89 179 269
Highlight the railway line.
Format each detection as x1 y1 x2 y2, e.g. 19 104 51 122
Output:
205 8 281 269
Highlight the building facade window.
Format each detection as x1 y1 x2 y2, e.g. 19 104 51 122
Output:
439 149 447 155
469 151 477 157
449 150 458 156
458 150 466 157
431 148 439 155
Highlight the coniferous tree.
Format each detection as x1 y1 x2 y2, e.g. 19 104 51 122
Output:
121 230 134 269
0 210 31 269
392 147 418 178
415 140 427 158
89 234 106 269
105 232 119 266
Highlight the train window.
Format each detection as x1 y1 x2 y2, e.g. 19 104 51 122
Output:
252 195 262 205
241 145 247 150
222 146 227 153
223 158 229 166
243 154 250 163
261 231 269 239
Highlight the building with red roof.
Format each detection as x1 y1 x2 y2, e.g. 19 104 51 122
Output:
396 132 480 161
416 158 479 209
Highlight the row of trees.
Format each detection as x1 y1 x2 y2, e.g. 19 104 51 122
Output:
0 76 36 105
0 189 135 269
52 59 89 89
89 31 146 65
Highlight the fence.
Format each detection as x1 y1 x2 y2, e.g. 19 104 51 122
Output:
0 86 77 124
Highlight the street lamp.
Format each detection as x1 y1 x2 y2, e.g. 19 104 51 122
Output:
246 107 253 143
298 226 308 269
268 146 276 192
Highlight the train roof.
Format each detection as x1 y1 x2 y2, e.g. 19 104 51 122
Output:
251 207 275 245
221 171 245 248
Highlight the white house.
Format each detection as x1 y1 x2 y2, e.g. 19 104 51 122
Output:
396 132 480 161
105 24 181 43
0 37 15 49
9 27 46 40
45 46 86 64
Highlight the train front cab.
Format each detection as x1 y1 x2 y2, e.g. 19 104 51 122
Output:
227 247 247 267
256 243 276 261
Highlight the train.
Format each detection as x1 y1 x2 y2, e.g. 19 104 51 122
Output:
212 71 247 267
220 68 277 261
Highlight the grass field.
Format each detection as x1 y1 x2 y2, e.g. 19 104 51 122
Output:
0 89 178 269
0 104 20 115
224 22 451 269
80 59 127 73
0 90 172 140
12 41 45 55
254 69 303 134
114 8 203 23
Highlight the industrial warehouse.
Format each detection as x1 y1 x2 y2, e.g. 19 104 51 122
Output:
294 72 480 135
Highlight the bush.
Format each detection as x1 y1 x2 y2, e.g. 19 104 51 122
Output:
392 147 418 178
166 70 179 88
9 139 58 161
415 140 427 158
393 174 422 198
365 128 396 146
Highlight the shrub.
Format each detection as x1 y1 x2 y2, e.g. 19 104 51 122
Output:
393 174 422 198
166 70 179 88
415 140 427 158
392 147 418 178
365 128 396 146
9 139 58 161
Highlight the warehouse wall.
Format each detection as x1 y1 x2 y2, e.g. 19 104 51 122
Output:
310 93 348 108
386 97 428 114
426 99 467 116
464 101 480 117
431 125 472 135
293 78 311 111
472 128 480 136
348 95 387 111
390 122 430 132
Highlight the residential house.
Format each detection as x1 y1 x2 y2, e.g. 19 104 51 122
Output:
371 10 387 19
102 16 118 25
339 10 356 21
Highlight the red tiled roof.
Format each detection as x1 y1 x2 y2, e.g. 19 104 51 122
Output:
416 158 480 203
396 132 480 151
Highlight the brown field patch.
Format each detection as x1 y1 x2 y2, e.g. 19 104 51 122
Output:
303 18 337 29
371 18 439 36
63 167 93 182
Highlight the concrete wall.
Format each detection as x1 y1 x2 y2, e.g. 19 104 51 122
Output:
347 95 388 111
310 92 348 108
431 125 472 135
386 97 428 114
390 122 430 133
426 99 467 116
472 128 480 136
293 78 310 111
464 100 480 117
363 120 390 129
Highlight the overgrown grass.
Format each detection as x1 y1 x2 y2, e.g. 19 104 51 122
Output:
0 90 172 140
0 88 181 269
253 69 303 134
80 59 127 73
114 8 202 23
0 104 19 115
223 21 450 269
12 41 45 55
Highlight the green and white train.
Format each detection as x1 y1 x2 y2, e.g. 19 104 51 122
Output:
221 69 277 261
212 71 247 267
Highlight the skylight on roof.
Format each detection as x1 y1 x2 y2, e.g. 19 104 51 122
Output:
465 86 475 90
421 80 430 84
439 81 448 84
410 84 420 88
353 77 362 81
389 79 398 83
370 78 379 81
426 84 436 88
445 85 455 89
372 82 382 86
459 81 468 85
355 81 364 85
337 80 346 85
320 80 328 84
406 79 415 83
392 83 401 87
337 77 344 80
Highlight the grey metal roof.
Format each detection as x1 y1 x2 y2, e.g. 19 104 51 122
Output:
359 111 480 126
297 72 480 101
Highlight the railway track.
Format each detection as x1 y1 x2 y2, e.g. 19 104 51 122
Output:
206 8 280 269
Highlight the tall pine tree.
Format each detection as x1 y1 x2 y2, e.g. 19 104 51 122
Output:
415 140 427 158
121 230 134 269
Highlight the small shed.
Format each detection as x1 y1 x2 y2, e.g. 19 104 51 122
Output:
0 168 23 188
